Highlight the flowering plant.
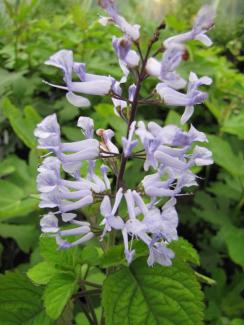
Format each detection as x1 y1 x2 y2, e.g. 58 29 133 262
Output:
33 1 215 323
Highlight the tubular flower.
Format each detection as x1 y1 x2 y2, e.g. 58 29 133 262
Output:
98 0 140 41
164 5 215 48
45 49 113 107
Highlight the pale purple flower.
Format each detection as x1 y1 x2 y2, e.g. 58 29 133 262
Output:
45 49 73 85
146 45 186 89
99 0 140 41
148 122 207 146
111 81 127 116
128 84 136 102
100 188 124 237
101 165 111 190
142 171 177 198
122 121 138 157
135 121 160 170
181 72 212 124
35 114 99 167
190 145 213 166
164 5 215 48
34 114 60 152
147 243 175 267
156 72 212 124
37 156 61 178
60 139 99 162
77 116 94 139
113 36 140 81
122 190 176 266
44 49 113 107
97 128 119 155
61 212 77 222
40 212 59 233
41 215 94 249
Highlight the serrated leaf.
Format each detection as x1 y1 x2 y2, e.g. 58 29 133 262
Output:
44 273 78 320
0 271 52 325
102 257 204 325
27 262 57 285
169 237 200 265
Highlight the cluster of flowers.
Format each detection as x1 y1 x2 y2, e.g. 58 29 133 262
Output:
35 0 214 266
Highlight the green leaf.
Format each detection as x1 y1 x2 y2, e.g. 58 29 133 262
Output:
2 98 41 149
100 245 125 268
0 160 15 177
81 245 103 266
44 273 78 320
27 262 57 285
0 157 38 221
0 179 38 220
221 226 244 268
102 257 204 325
169 238 200 266
0 271 52 325
208 135 244 177
0 223 39 253
0 68 24 95
222 113 244 140
55 301 74 325
0 179 38 219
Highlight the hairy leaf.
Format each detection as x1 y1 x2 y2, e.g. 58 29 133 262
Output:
102 257 204 325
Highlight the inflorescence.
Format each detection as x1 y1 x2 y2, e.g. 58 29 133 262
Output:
35 1 215 267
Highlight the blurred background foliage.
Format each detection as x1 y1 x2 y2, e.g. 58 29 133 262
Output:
0 0 243 324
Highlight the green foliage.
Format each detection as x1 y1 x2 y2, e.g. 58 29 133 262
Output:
2 98 41 149
102 257 204 325
0 271 52 325
43 273 78 320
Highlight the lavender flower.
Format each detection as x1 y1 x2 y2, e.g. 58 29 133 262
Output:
122 190 177 266
41 212 94 249
34 114 100 166
98 0 140 41
100 188 124 237
164 5 215 48
113 36 140 81
146 45 186 89
45 49 113 107
122 121 138 157
156 71 212 124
